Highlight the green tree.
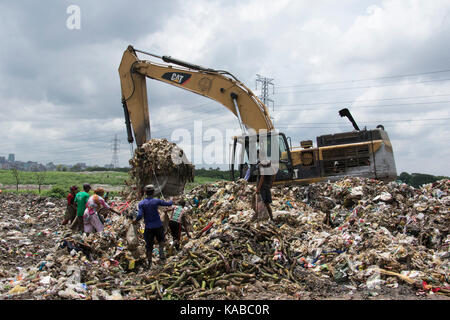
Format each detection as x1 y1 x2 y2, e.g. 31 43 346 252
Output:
398 172 411 184
34 170 47 194
10 166 21 191
71 164 82 172
398 172 448 188
410 173 438 188
44 186 67 198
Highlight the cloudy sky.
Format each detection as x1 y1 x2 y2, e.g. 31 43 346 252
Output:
0 0 449 175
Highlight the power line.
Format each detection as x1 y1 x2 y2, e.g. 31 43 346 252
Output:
153 116 449 140
273 100 450 111
110 134 120 168
0 136 127 151
276 68 450 89
150 112 238 134
274 77 450 95
152 117 239 137
274 93 450 107
277 123 450 129
276 117 450 125
3 133 128 146
149 109 450 138
256 74 275 111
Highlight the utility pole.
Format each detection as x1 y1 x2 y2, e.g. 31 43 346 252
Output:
256 74 275 112
111 134 120 168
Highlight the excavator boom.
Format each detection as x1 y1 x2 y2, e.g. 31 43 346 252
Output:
119 45 273 147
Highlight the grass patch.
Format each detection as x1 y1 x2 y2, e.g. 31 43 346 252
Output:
0 169 129 186
2 187 66 198
0 169 228 197
2 187 123 199
185 176 226 191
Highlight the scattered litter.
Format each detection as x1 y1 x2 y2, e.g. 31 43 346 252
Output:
0 178 448 300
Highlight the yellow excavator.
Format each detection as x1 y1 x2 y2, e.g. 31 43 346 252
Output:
119 45 397 194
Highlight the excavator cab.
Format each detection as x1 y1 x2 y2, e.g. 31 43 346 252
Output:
230 131 294 183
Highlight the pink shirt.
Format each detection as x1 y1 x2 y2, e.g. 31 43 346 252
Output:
86 195 109 215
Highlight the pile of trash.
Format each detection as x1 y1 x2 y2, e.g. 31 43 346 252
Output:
151 178 449 299
128 139 194 188
0 177 448 300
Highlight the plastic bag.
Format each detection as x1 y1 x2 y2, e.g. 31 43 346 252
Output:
126 222 139 251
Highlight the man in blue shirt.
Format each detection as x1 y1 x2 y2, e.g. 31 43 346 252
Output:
134 184 173 267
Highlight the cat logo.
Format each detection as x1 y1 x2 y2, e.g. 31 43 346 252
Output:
162 72 191 85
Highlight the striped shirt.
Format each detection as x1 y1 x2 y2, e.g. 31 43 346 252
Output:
171 206 185 223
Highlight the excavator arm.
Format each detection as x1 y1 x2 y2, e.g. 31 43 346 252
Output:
119 45 274 147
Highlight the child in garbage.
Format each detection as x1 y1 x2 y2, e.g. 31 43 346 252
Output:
168 198 191 250
62 186 78 225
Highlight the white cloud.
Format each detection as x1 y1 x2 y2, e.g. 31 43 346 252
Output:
0 0 449 175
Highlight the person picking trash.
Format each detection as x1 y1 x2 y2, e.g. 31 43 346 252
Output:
62 185 78 225
133 184 173 268
255 154 275 221
71 183 91 232
83 187 120 233
167 198 191 250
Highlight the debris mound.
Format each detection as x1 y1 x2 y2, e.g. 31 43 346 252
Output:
127 138 194 195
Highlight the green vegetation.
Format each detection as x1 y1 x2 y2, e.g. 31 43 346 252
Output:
194 168 232 180
44 186 67 198
0 168 229 198
85 166 130 173
0 169 129 198
2 187 122 199
397 172 449 188
185 175 227 191
0 168 232 187
2 186 71 198
0 169 128 187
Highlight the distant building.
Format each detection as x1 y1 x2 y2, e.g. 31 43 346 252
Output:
14 161 25 170
104 164 114 169
0 156 5 164
25 161 40 171
8 154 15 162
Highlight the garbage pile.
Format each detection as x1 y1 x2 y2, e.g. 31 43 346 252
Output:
0 194 69 299
151 178 449 299
274 178 449 294
128 139 194 191
0 177 448 300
